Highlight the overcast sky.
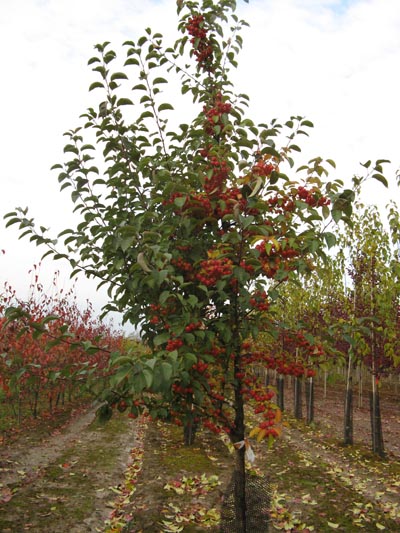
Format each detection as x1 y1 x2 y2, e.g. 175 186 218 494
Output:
1 0 399 330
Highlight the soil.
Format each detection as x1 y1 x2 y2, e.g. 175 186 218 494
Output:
303 381 400 457
0 403 138 532
0 381 399 532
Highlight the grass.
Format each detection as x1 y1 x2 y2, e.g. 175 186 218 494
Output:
121 421 231 532
116 416 400 532
1 399 399 532
0 411 134 532
259 416 400 531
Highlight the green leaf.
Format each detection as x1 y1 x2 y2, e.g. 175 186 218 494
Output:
89 81 104 91
124 57 140 66
158 103 174 112
117 97 134 106
71 191 80 203
138 111 153 120
174 196 186 208
64 144 79 155
154 332 170 346
371 173 388 188
110 364 132 386
142 368 153 388
324 232 336 248
261 146 281 159
110 72 128 81
183 353 197 370
160 361 173 382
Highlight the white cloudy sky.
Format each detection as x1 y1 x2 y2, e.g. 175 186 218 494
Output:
1 0 399 329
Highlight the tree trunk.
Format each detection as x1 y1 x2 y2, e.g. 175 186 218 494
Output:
344 376 353 445
183 411 197 446
232 355 247 532
277 375 285 412
234 445 247 532
32 388 40 419
370 377 385 457
305 376 314 424
358 362 363 408
294 376 302 419
344 353 353 445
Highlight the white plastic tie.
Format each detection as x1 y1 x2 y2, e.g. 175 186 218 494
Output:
234 438 255 463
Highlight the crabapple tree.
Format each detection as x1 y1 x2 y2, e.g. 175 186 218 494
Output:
5 0 361 527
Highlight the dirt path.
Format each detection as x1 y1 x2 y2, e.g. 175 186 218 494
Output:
0 404 138 532
0 404 100 488
283 425 400 506
1 384 399 532
255 383 400 531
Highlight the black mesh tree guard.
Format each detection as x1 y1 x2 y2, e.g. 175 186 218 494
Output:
220 473 271 532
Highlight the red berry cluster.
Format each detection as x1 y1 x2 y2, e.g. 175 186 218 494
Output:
185 321 202 333
148 302 177 329
252 158 275 177
281 247 298 259
284 331 325 359
249 290 269 312
241 351 264 367
255 239 298 279
148 303 167 326
264 344 322 377
204 156 230 196
268 194 295 213
185 193 213 218
264 355 298 376
255 242 282 279
287 361 305 377
248 388 274 404
208 344 226 360
210 390 225 403
203 419 222 434
257 422 279 439
192 360 209 374
215 187 247 218
172 257 192 273
240 380 281 441
239 260 255 274
162 191 185 207
176 244 191 252
186 14 213 70
297 186 330 207
166 338 184 352
196 257 233 286
203 92 232 137
164 191 214 219
172 382 193 395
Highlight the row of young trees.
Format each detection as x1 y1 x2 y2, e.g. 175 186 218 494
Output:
0 270 124 423
3 0 398 529
258 196 400 457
